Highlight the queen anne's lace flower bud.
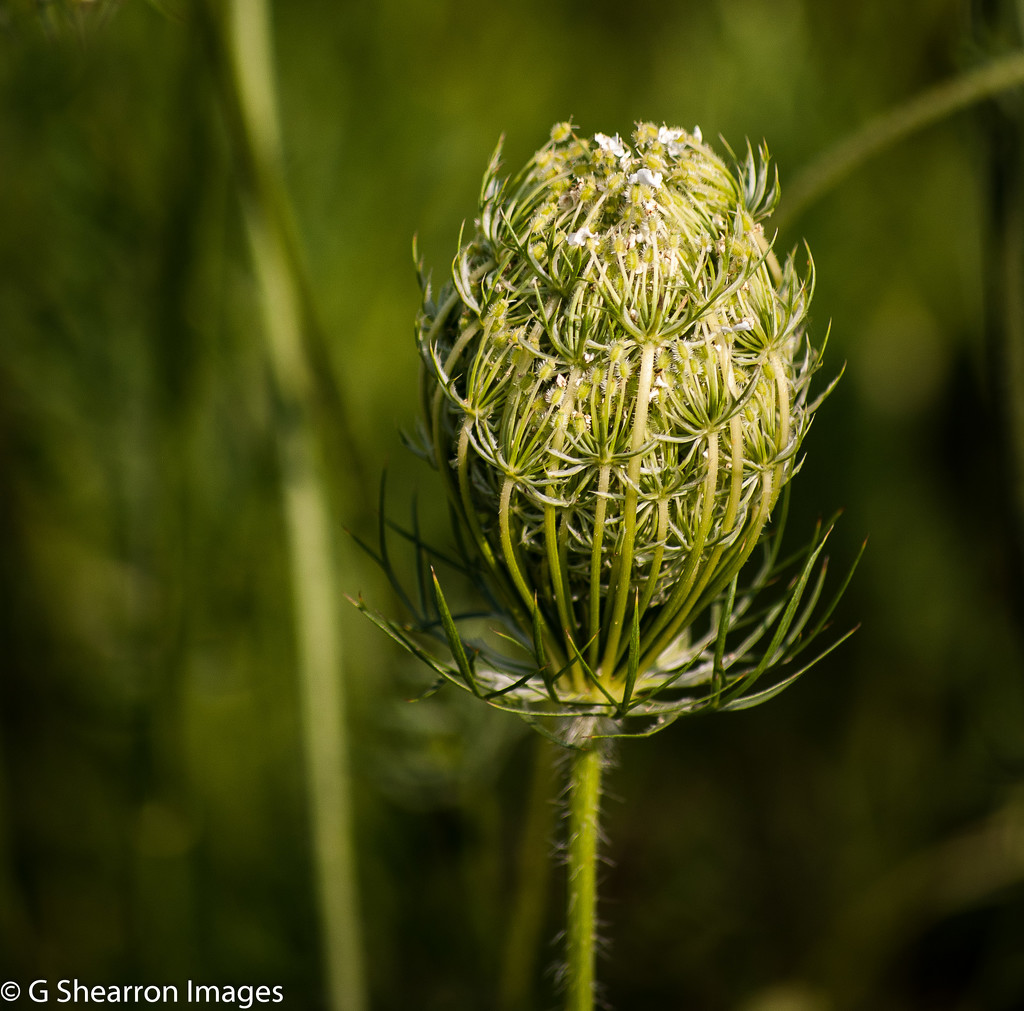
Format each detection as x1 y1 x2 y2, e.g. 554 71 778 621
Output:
363 121 852 737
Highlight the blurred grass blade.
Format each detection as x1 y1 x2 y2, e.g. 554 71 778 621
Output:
210 2 368 1009
377 472 415 614
779 50 1024 230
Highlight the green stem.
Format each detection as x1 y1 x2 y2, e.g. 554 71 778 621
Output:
601 342 656 681
566 742 603 1011
640 431 720 651
217 3 367 1010
587 464 611 672
545 368 582 649
777 50 1024 230
638 463 769 674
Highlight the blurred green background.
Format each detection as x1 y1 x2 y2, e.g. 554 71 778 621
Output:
2 0 1024 1008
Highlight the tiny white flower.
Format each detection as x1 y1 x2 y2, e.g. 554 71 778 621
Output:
657 126 686 156
566 226 597 247
720 319 754 334
595 132 628 159
693 125 703 143
628 168 663 188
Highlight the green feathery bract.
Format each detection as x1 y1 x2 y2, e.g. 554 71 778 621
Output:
355 121 859 743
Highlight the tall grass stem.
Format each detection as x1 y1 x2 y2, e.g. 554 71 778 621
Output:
778 50 1024 229
997 136 1024 558
219 3 367 1009
566 743 603 1011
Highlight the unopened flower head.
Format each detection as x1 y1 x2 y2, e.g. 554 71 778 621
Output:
388 120 846 735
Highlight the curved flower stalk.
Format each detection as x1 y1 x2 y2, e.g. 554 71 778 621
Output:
355 121 858 745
